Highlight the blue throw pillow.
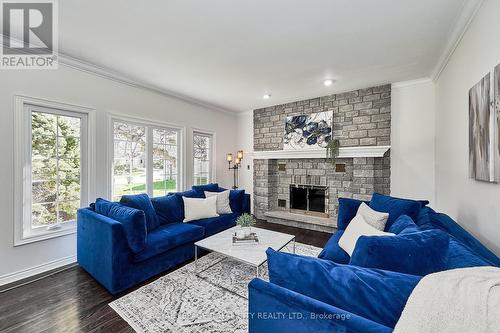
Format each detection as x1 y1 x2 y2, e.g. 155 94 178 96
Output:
350 230 450 276
192 183 219 195
229 189 245 214
267 249 421 329
387 215 419 234
369 193 422 230
94 198 147 253
177 189 204 198
151 194 184 224
317 230 350 264
337 197 370 230
120 193 160 231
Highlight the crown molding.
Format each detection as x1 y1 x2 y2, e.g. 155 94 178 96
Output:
392 78 433 88
57 53 240 115
431 0 484 81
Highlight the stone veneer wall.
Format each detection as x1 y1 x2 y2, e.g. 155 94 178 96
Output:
253 84 391 225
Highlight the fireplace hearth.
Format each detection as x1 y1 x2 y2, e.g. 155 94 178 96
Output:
290 184 329 218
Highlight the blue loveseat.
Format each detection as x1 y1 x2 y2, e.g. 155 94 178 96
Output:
248 193 500 333
77 184 250 294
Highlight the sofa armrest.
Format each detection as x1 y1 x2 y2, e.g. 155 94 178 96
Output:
77 208 130 293
248 278 392 333
242 193 251 214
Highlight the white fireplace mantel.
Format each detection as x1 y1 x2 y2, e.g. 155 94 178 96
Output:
250 146 391 159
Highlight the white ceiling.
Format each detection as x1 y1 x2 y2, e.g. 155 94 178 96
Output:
59 0 471 112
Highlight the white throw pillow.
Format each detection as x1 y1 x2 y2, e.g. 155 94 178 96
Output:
205 190 233 214
357 202 389 231
183 196 219 222
338 214 395 256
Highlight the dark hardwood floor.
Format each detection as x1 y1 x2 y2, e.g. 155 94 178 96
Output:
0 221 331 333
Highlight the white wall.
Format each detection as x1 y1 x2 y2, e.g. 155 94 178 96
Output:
435 0 500 255
391 80 436 204
236 111 254 202
0 65 239 283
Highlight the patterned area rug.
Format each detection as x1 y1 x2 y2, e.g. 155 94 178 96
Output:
109 242 321 333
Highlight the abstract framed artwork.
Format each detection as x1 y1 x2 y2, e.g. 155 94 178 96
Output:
468 66 500 183
283 111 332 151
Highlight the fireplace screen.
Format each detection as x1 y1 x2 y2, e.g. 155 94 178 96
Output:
290 184 328 216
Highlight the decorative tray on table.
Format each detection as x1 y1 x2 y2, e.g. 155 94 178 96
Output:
232 232 259 245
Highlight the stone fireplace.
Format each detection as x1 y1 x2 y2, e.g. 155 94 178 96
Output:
253 85 391 233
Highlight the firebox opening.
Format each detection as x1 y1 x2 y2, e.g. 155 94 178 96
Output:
289 184 329 217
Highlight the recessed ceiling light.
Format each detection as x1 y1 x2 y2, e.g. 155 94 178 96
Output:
323 79 334 87
263 94 271 100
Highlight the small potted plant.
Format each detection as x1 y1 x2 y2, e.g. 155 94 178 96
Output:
235 213 256 239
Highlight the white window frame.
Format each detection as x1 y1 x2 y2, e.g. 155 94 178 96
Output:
14 95 96 246
191 128 216 186
108 113 186 199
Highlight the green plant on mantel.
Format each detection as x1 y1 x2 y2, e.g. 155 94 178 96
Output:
236 213 256 228
326 138 340 165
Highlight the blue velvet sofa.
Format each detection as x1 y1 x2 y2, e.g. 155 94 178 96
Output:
248 193 500 333
77 184 250 294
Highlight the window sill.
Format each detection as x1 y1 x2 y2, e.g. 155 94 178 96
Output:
14 225 77 246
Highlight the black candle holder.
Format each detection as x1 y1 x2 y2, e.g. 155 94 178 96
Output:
228 161 241 189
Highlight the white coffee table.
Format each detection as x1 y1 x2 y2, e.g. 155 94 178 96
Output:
194 226 296 277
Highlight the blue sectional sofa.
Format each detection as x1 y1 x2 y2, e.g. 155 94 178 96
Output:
77 184 250 294
248 193 500 333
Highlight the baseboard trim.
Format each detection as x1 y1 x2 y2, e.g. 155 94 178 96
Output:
0 255 77 287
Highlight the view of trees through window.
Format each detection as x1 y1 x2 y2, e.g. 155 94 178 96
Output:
193 133 212 185
112 121 179 200
31 111 82 226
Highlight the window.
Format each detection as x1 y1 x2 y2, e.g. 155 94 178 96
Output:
152 128 179 197
193 131 214 185
14 96 94 245
111 118 182 200
31 111 83 226
112 122 147 200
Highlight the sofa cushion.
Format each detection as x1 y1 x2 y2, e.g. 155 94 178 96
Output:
369 193 422 231
229 189 245 214
192 183 219 195
183 196 219 222
387 215 419 234
337 197 370 230
133 223 204 262
205 190 233 214
357 202 389 231
266 249 421 329
188 213 238 237
151 194 183 224
318 230 350 264
94 198 147 253
445 238 496 269
120 193 160 231
350 230 450 276
339 214 395 256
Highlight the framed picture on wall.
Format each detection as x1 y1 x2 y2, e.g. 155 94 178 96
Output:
468 67 500 183
283 111 333 151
